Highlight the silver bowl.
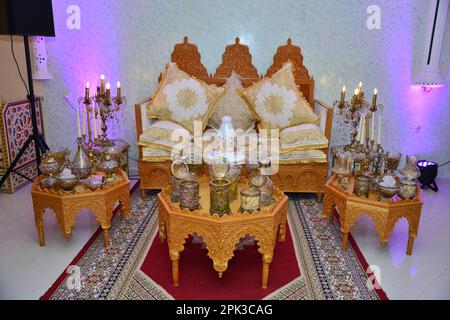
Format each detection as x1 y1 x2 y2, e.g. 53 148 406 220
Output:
40 176 57 189
58 177 79 191
377 182 400 199
82 177 103 190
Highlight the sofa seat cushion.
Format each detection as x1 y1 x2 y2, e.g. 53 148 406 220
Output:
142 147 172 162
240 61 319 129
138 120 191 152
280 123 328 153
275 149 327 164
146 62 225 133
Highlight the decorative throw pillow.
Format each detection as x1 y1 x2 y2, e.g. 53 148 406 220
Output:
208 72 255 131
146 62 225 133
240 61 318 129
279 123 328 153
138 120 191 152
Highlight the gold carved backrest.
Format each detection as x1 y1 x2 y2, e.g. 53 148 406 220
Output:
266 38 315 106
212 37 260 87
165 36 314 105
170 36 210 83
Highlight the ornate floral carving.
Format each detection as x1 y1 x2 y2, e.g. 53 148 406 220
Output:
213 37 260 87
323 174 423 255
31 170 131 248
266 38 314 106
171 36 210 83
157 180 288 288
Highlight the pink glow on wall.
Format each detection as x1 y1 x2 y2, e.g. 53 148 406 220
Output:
49 0 122 140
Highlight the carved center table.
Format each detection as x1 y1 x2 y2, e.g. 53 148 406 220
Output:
157 176 288 288
31 169 131 249
323 174 423 255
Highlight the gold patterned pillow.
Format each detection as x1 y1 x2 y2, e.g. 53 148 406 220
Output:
279 123 328 153
208 72 255 131
240 61 318 129
147 62 225 133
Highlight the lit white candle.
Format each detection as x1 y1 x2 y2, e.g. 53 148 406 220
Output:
76 107 81 138
377 111 382 145
371 112 375 141
100 74 105 93
117 81 121 99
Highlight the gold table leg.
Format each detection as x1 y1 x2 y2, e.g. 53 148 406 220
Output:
342 232 349 251
407 236 415 255
170 251 180 287
103 228 110 248
261 254 273 289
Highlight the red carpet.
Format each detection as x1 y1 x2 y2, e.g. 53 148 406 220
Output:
140 225 300 300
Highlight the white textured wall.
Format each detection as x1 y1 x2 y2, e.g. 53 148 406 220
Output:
42 0 450 177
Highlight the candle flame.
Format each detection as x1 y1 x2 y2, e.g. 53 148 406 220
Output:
342 86 346 92
100 74 105 80
117 81 121 88
106 82 110 90
86 81 90 88
374 88 377 95
358 81 362 88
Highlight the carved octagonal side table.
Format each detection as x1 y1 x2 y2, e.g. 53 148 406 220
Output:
157 177 288 289
322 174 423 255
31 169 131 249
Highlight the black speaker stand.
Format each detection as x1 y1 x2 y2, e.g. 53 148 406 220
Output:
0 35 49 189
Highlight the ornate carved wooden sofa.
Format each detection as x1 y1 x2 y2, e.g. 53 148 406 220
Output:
135 37 333 198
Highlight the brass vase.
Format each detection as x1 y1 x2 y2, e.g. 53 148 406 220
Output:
209 178 231 216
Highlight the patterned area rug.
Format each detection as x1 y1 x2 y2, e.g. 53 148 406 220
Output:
41 189 388 300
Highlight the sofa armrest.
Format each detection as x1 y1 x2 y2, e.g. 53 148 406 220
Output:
314 99 333 143
135 98 155 137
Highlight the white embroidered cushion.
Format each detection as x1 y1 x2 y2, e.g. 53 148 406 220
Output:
208 72 255 131
146 62 225 133
138 120 191 152
240 62 318 129
280 123 328 153
275 149 327 164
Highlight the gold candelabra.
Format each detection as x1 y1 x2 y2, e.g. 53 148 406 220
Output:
334 83 385 177
78 76 126 148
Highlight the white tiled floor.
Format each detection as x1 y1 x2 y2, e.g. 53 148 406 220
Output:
0 179 449 299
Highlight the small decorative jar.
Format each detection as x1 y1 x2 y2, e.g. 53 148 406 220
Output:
223 165 242 202
240 188 261 213
97 151 119 185
398 179 417 200
400 155 421 181
385 152 402 175
170 159 190 202
354 175 370 197
250 175 274 206
180 180 200 211
209 178 231 216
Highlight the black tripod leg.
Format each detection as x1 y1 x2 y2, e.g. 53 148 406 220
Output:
430 180 439 192
38 133 49 153
0 135 34 189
